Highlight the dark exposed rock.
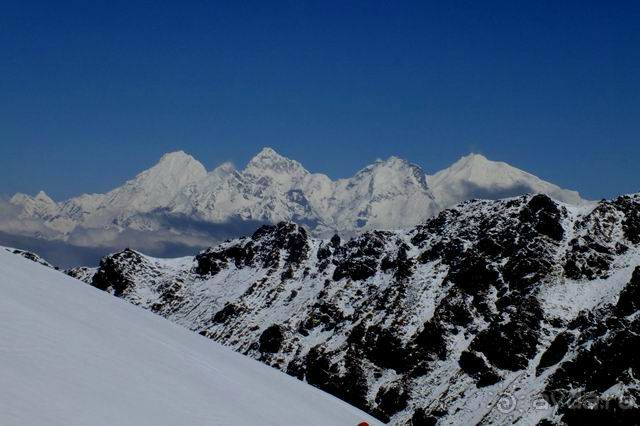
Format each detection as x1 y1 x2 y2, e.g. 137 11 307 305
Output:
259 324 285 353
411 209 461 247
300 301 347 333
304 347 371 413
196 222 309 276
613 195 640 244
213 303 242 324
381 244 414 280
316 243 333 261
561 398 640 425
502 248 553 290
285 358 305 380
434 291 474 328
332 232 388 281
458 351 501 387
417 238 465 265
150 279 184 313
549 317 640 395
363 326 409 372
536 332 575 375
562 202 624 280
543 267 640 424
65 266 94 280
447 254 499 295
337 354 371 413
615 266 640 316
252 221 310 267
409 408 440 426
304 346 340 393
476 237 505 257
471 297 543 371
411 319 448 364
195 244 254 276
92 248 144 296
519 194 565 241
373 383 409 422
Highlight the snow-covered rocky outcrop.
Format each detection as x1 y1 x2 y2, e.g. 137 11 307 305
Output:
2 246 57 269
0 248 380 426
67 193 640 424
6 149 584 246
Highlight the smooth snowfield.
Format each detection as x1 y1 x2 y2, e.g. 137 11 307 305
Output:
0 250 380 426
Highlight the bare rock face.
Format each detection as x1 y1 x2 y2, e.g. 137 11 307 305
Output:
68 194 640 424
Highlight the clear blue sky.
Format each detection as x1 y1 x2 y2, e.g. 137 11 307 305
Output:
1 0 638 200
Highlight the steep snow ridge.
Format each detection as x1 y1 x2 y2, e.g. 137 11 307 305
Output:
170 162 251 221
9 191 58 219
0 249 380 426
2 246 57 269
105 150 208 211
243 147 310 188
87 150 208 228
68 194 640 424
321 157 439 233
237 148 322 224
10 151 208 235
429 153 585 209
6 148 585 243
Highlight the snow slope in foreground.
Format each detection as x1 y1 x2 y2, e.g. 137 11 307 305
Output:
0 249 380 426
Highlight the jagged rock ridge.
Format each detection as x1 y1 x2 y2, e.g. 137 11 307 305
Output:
66 193 640 425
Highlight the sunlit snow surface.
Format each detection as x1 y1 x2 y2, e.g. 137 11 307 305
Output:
6 149 584 244
0 249 380 426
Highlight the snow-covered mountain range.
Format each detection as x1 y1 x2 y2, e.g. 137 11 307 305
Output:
0 247 380 426
4 148 585 255
59 193 640 424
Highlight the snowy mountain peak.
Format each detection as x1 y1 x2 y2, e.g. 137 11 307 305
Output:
452 152 494 169
96 151 208 217
214 161 236 175
244 147 309 185
247 147 285 166
158 149 189 161
11 191 49 205
9 190 60 219
34 190 55 204
373 155 412 169
460 152 488 161
135 151 206 184
254 146 279 158
322 155 438 232
430 152 585 208
443 152 508 176
149 151 207 177
247 147 304 170
361 156 430 192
